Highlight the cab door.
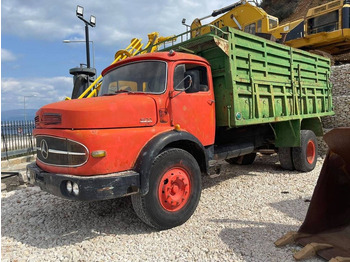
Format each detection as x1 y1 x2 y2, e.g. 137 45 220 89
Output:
170 62 215 146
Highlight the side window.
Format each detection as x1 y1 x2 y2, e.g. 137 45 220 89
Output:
173 64 209 92
244 22 256 34
257 20 262 33
307 10 339 34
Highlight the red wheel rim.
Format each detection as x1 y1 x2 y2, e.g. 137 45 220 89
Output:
306 140 316 164
158 167 191 212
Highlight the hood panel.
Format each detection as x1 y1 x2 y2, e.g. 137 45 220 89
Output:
36 95 158 129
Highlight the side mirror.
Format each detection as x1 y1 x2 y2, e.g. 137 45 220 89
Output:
171 69 200 99
171 74 192 98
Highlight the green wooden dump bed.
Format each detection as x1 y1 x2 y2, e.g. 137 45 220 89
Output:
163 26 334 129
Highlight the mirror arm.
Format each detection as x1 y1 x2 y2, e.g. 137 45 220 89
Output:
171 75 192 99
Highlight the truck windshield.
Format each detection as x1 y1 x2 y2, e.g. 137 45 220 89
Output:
99 61 167 95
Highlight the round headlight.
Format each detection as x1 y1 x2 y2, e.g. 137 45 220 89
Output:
72 183 79 196
66 181 73 193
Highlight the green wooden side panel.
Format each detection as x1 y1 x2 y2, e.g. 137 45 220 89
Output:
165 26 334 128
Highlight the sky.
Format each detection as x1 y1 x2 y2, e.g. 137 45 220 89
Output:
1 0 239 114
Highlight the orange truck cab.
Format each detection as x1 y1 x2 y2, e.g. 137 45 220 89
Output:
27 52 217 229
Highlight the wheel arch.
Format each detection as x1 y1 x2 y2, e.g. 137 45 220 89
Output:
273 118 323 147
134 130 208 195
300 117 323 137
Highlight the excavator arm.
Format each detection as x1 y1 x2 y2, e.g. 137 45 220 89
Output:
67 32 175 100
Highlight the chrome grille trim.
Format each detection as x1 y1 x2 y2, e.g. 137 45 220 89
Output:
47 149 87 156
36 135 89 167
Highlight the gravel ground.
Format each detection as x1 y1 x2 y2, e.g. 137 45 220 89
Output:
1 154 324 262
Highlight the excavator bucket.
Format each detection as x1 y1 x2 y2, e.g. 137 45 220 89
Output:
276 128 350 261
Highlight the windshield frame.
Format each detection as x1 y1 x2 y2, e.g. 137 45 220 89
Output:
99 60 168 96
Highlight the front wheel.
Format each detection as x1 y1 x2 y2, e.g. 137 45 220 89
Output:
131 148 201 230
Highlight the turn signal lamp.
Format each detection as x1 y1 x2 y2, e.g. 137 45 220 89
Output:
92 150 107 158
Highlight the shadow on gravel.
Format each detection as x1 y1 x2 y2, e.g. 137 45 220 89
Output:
216 220 299 260
1 192 155 249
202 154 300 190
210 197 314 260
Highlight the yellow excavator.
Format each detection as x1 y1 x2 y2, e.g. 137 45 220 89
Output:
190 0 350 55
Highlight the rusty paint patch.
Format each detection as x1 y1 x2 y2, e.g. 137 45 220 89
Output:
97 186 114 192
214 38 229 55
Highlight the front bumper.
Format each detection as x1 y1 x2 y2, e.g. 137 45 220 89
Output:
26 162 140 201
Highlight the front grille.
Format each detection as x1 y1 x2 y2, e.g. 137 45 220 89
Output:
36 136 88 167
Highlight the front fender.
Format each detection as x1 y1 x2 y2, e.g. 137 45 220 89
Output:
134 130 207 195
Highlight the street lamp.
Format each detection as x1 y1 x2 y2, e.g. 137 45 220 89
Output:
182 18 191 40
75 5 96 69
23 95 37 122
63 40 95 69
182 18 191 30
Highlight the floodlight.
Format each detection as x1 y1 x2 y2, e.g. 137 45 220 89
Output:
90 15 96 26
76 5 84 17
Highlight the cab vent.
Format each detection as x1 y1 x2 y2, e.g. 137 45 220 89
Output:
42 113 62 125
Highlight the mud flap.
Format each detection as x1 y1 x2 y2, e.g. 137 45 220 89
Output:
275 128 350 260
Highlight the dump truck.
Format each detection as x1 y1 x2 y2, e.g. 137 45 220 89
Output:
27 26 334 229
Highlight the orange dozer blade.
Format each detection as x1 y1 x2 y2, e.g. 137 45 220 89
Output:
296 128 350 260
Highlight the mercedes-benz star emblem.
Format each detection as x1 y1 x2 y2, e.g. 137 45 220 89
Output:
40 139 49 159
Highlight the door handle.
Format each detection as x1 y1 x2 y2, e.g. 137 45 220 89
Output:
207 100 215 105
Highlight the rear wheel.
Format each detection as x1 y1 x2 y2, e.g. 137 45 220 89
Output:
278 147 294 170
292 130 318 172
225 153 256 165
131 148 201 230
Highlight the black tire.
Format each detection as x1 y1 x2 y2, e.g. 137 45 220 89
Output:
278 147 294 170
131 148 201 230
292 130 318 172
225 153 256 165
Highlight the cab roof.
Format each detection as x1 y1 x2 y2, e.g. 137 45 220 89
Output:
101 51 209 76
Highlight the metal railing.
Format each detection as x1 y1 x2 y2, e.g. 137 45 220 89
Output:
138 24 230 54
1 120 36 160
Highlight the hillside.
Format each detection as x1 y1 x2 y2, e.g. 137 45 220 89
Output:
260 0 331 23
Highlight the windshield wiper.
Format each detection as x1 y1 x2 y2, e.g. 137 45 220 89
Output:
115 89 133 94
101 89 134 96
